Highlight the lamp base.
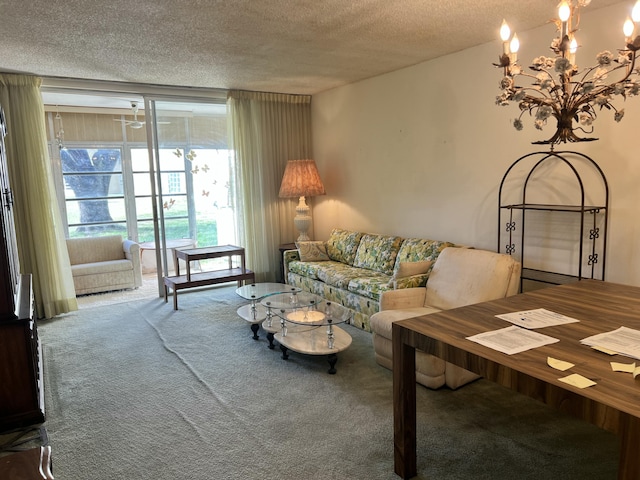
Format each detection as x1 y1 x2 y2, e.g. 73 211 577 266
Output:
293 196 312 242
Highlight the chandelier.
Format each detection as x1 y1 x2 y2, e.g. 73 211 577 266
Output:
495 0 640 145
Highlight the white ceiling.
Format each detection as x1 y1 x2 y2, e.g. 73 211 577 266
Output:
0 0 625 100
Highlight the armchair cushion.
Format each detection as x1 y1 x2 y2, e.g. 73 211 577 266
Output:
424 247 521 310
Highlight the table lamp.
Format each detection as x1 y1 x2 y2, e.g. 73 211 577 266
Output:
279 159 326 242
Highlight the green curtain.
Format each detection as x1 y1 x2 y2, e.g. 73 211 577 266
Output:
0 74 77 318
227 90 312 282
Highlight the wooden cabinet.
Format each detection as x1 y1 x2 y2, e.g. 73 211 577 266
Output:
0 106 44 432
0 275 44 431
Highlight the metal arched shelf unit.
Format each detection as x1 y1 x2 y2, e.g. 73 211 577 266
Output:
498 150 609 292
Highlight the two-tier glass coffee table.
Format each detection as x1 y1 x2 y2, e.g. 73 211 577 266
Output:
260 291 353 374
235 283 300 339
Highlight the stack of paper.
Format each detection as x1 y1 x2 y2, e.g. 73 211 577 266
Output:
581 326 640 360
495 308 580 329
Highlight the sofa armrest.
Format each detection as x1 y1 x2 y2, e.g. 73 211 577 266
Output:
379 287 426 311
282 249 300 283
122 240 143 288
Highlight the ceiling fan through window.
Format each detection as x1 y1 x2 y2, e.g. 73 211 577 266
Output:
114 101 169 129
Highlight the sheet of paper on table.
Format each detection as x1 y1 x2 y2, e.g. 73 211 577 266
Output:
466 325 559 355
495 308 580 329
581 326 640 361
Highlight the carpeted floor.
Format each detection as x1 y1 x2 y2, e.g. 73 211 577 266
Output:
39 286 618 479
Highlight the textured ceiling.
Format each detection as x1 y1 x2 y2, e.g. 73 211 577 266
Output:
0 0 625 96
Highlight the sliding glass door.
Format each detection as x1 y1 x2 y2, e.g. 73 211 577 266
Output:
144 98 236 289
44 90 235 297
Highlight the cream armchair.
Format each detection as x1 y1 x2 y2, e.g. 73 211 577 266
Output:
66 235 143 295
369 247 521 389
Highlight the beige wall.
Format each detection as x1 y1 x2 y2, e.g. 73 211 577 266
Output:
311 2 640 287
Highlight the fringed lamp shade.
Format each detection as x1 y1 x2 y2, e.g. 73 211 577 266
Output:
279 159 326 241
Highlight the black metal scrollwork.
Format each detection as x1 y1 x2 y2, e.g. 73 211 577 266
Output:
505 221 516 232
2 188 12 211
505 244 516 254
590 227 600 240
588 253 598 265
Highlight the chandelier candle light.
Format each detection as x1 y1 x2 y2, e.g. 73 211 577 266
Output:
495 0 640 145
279 159 326 242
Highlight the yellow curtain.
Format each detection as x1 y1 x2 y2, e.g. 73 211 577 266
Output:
227 90 312 282
0 74 77 318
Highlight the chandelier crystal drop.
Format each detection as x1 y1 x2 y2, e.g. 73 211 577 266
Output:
495 0 640 146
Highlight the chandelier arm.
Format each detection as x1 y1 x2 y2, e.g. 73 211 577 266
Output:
508 70 560 103
619 52 638 83
564 59 634 111
521 95 562 119
604 60 635 84
543 69 568 104
518 91 557 107
575 65 601 85
575 123 595 135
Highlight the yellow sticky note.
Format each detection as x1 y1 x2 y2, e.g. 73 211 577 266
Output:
611 362 636 373
611 362 640 378
558 373 596 388
547 357 574 371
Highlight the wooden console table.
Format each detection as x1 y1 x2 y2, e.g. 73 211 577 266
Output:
163 245 255 310
393 280 640 479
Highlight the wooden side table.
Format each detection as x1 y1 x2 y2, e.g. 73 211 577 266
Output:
163 245 255 310
279 243 297 283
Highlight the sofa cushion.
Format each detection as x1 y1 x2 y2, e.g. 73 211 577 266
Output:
71 259 133 276
326 229 363 266
296 241 330 262
316 263 379 290
348 274 393 302
353 233 403 275
288 259 343 280
392 238 456 285
67 235 125 265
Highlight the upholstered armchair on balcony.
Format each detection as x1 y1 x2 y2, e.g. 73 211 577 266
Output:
369 247 521 389
66 235 143 296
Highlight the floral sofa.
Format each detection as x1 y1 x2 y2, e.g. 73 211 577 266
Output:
283 228 460 331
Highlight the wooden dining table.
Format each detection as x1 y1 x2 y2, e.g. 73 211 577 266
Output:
393 279 640 479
